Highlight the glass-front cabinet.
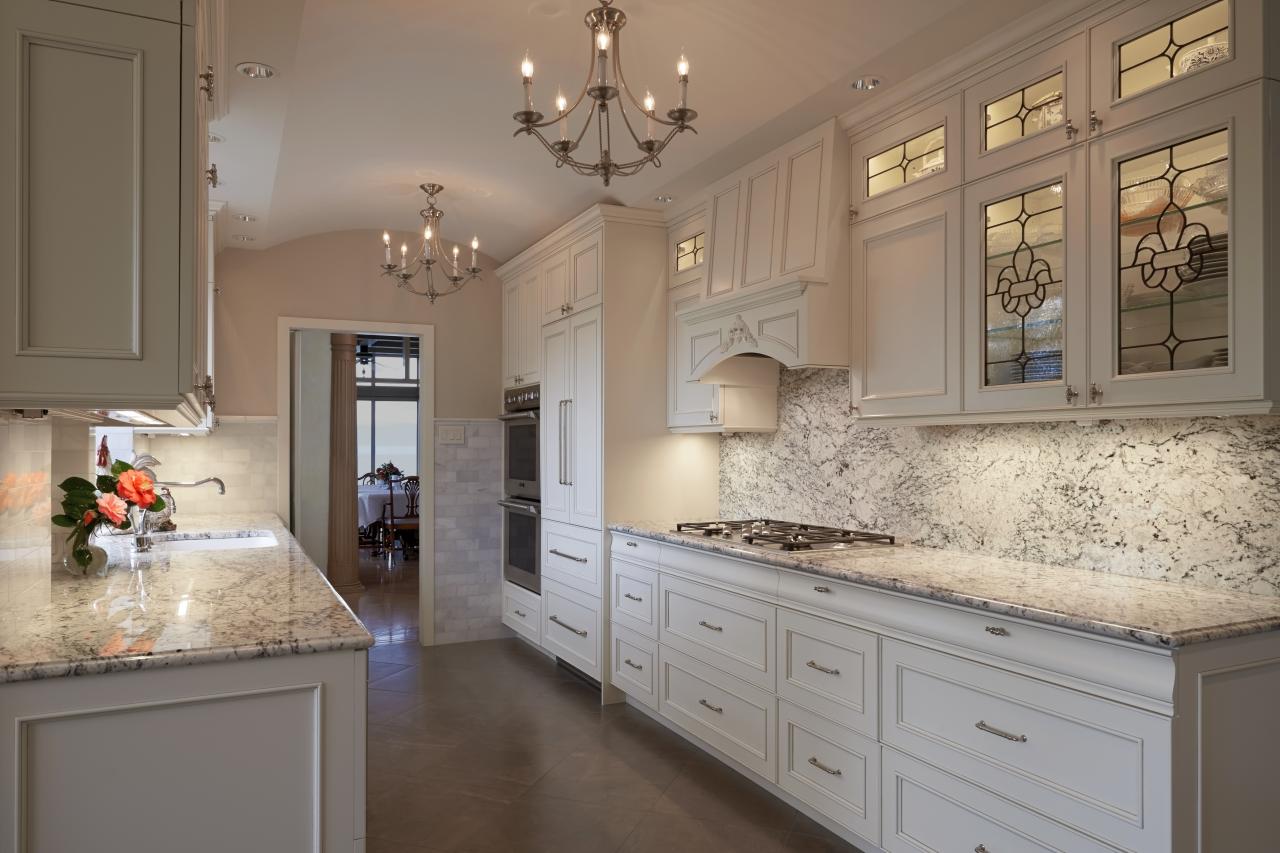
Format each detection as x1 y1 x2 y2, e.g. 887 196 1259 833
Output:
1088 0 1266 134
851 94 962 221
964 149 1087 412
1087 83 1268 408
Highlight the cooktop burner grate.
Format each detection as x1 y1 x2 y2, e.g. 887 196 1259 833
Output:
674 519 895 551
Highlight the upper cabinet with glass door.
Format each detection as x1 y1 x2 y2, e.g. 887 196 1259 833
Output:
964 34 1087 180
1089 0 1271 136
851 94 963 221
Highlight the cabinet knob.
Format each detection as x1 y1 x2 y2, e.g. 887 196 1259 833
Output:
206 164 219 188
1088 109 1102 133
1065 385 1079 404
1089 383 1103 404
198 65 214 102
1064 118 1077 140
708 412 718 423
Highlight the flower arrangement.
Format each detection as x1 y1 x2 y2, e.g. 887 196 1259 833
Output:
51 460 166 568
374 461 403 482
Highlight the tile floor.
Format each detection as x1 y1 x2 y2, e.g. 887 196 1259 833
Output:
344 557 864 853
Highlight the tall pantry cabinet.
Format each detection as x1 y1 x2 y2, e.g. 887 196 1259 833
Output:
498 205 719 699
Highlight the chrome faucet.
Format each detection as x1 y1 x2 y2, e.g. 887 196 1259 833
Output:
156 477 227 495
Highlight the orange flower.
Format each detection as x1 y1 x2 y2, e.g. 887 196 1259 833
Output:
96 493 127 525
116 469 157 509
82 509 98 526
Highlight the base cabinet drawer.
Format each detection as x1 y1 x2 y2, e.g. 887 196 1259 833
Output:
778 700 880 845
660 574 776 690
609 623 657 710
882 749 1120 853
777 609 877 738
502 581 541 645
881 639 1169 851
610 532 660 565
541 577 601 679
610 557 658 639
542 520 602 596
658 645 776 782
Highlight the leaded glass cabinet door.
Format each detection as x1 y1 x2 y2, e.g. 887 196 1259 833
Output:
964 34 1087 181
851 93 962 222
1087 83 1268 409
963 149 1087 412
1088 0 1266 135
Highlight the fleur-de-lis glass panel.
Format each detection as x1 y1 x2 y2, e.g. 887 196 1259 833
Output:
866 125 945 198
1118 129 1228 374
985 73 1065 152
984 182 1065 386
1118 0 1229 100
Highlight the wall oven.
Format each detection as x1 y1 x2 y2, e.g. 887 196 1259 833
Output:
499 498 540 594
501 385 539 501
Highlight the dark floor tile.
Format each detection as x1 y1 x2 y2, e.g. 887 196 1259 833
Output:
526 746 682 809
365 835 445 853
618 813 790 853
654 755 799 835
381 698 520 748
784 813 865 852
369 640 429 665
368 660 410 682
460 794 644 853
366 781 508 850
368 687 427 723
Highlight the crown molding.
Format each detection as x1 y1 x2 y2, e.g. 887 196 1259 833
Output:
496 203 665 279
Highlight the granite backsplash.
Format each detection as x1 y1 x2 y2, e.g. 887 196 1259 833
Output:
720 368 1280 596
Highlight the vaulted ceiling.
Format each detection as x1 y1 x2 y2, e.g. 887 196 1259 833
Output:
210 0 1048 262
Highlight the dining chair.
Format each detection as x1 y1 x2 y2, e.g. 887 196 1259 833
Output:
381 476 421 560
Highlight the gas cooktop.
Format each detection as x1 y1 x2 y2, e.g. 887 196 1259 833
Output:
673 519 895 552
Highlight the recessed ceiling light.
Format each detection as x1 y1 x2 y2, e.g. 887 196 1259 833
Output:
232 234 255 242
208 131 225 144
852 76 882 91
653 194 674 203
233 213 256 223
236 61 276 79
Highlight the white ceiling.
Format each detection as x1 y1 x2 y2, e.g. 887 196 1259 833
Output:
211 0 1039 263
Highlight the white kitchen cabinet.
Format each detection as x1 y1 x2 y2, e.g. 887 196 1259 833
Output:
541 576 602 680
964 34 1087 181
542 517 602 597
501 579 542 646
1088 0 1268 135
850 93 963 222
501 267 540 389
1087 82 1272 411
0 0 206 422
851 191 963 419
778 700 881 844
963 148 1088 413
540 305 601 530
667 281 720 429
539 232 602 324
539 247 572 325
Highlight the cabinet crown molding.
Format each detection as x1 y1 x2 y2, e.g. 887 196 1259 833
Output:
496 203 664 280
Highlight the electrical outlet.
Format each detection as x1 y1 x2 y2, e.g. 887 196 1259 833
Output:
438 424 466 445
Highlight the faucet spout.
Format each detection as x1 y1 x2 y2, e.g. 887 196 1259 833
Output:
157 477 226 495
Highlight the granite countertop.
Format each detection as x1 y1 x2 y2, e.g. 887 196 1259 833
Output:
0 513 373 684
611 521 1280 648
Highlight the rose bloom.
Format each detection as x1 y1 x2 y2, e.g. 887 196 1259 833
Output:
116 469 157 509
82 509 98 526
96 493 128 525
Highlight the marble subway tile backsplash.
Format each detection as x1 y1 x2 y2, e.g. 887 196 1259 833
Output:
135 419 278 516
721 368 1280 596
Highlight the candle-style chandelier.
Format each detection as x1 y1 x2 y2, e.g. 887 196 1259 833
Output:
513 0 696 186
378 183 482 303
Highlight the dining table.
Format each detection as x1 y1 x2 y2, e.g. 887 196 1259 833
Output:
357 482 409 529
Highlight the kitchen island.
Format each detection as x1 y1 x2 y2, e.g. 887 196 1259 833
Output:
606 520 1280 852
0 513 372 853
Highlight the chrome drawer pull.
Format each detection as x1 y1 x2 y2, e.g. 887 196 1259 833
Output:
625 540 638 547
550 615 587 637
513 609 527 618
813 585 832 593
975 720 1027 743
805 660 840 676
550 548 588 563
984 626 1010 637
698 698 723 713
624 658 643 671
623 592 643 602
698 620 724 632
975 846 989 853
807 756 842 777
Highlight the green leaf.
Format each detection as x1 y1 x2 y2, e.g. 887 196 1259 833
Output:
149 496 166 513
58 476 96 493
72 547 91 569
110 459 133 476
51 514 77 528
96 475 117 492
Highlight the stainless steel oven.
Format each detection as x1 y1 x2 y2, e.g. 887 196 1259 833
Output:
499 498 540 594
501 385 539 501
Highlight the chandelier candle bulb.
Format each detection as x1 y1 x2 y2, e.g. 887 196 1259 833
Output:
596 31 609 88
382 231 391 265
677 54 689 109
521 54 534 112
471 237 478 268
452 244 460 274
556 91 569 140
400 243 407 267
644 90 656 140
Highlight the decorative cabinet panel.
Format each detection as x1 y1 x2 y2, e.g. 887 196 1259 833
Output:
539 233 601 324
0 0 202 416
964 34 1087 180
539 247 572 324
501 267 540 388
1087 82 1269 410
667 281 720 430
851 191 962 419
964 148 1088 413
540 306 601 529
1088 0 1266 135
850 93 963 221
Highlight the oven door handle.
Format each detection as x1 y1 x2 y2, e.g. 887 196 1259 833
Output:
498 499 540 516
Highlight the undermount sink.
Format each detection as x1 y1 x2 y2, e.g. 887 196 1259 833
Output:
153 532 278 552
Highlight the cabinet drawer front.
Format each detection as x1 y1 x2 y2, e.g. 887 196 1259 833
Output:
610 532 660 566
882 749 1119 853
660 574 776 690
610 557 657 639
609 623 656 710
882 640 1170 850
502 581 541 645
779 701 881 844
777 610 877 737
542 520 602 596
541 578 600 679
658 645 776 781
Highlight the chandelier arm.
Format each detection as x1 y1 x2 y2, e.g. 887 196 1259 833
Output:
606 124 683 171
519 37 597 131
611 33 686 128
611 95 650 151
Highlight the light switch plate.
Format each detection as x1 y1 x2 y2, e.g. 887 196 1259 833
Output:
438 424 466 445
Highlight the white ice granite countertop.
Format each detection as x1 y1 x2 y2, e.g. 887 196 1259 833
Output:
0 513 372 683
611 521 1280 648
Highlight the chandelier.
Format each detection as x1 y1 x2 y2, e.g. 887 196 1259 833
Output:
513 0 697 186
379 183 482 303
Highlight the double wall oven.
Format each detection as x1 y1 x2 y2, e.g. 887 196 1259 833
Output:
499 384 540 594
